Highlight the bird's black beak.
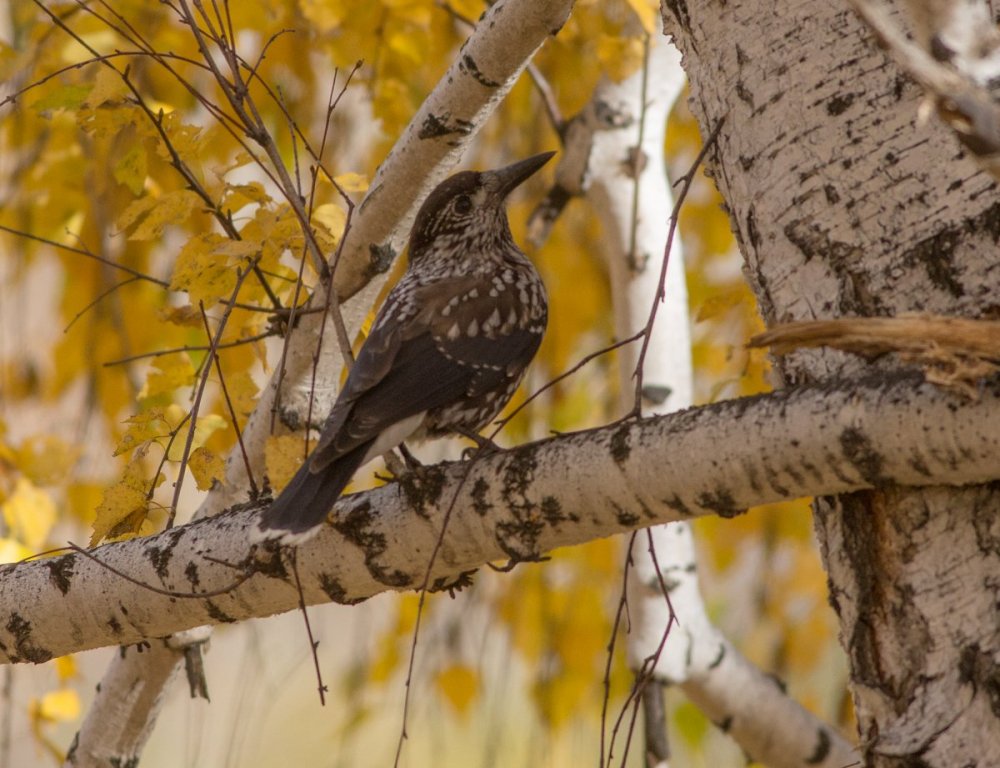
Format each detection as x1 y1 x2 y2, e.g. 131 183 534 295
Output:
489 151 556 198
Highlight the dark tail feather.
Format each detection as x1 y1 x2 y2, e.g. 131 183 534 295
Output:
254 443 371 543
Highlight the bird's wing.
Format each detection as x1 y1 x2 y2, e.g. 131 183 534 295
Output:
310 276 483 469
421 275 546 398
310 274 545 470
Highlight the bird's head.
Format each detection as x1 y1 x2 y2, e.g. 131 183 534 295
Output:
408 152 555 260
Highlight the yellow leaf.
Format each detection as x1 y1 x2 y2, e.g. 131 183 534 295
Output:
32 84 92 113
126 190 201 241
225 371 259 420
169 233 239 306
91 456 157 545
312 203 347 250
34 688 80 722
188 446 225 491
162 411 226 463
265 435 311 492
159 304 203 327
113 142 147 197
116 407 169 456
84 66 128 107
435 664 479 716
623 0 658 34
332 172 368 193
137 355 196 402
222 182 270 212
1 477 57 549
0 537 33 565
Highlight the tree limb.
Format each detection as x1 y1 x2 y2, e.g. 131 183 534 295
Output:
5 372 1000 664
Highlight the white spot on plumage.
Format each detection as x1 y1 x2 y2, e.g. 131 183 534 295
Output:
485 308 501 331
447 323 461 340
467 318 479 336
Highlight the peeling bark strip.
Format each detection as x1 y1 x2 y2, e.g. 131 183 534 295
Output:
3 375 1000 663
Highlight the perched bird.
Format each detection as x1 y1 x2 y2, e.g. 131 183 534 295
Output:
255 152 553 543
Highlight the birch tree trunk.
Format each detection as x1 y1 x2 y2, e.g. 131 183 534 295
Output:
661 1 1000 765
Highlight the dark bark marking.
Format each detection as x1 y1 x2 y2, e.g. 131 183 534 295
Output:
972 499 1000 555
330 500 409 586
662 494 693 517
203 600 236 624
662 0 691 35
471 477 492 516
900 202 1000 299
147 544 172 581
185 561 200 590
610 422 631 465
460 54 500 88
826 93 855 116
46 555 75 596
696 488 743 518
540 495 565 524
5 613 52 664
708 642 725 669
839 427 887 485
418 112 474 140
612 502 640 528
399 463 447 518
959 643 1000 718
368 242 396 277
318 573 361 604
806 728 831 764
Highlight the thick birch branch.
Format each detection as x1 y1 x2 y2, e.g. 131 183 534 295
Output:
5 373 1000 665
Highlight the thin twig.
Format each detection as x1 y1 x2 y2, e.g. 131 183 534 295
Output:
198 306 257 495
0 223 167 286
601 533 636 768
102 330 275 367
290 550 328 706
66 542 254 598
167 263 256 526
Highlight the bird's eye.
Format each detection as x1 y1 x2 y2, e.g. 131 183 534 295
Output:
454 194 473 214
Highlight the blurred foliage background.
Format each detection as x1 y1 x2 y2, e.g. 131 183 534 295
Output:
0 0 850 765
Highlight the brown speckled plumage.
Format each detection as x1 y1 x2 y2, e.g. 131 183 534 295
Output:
256 152 553 542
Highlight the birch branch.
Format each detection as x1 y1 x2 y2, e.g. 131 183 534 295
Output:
5 373 1000 664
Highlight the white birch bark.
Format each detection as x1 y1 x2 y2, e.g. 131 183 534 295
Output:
577 35 856 768
62 1 576 764
662 0 1000 764
847 0 1000 178
3 375 999 664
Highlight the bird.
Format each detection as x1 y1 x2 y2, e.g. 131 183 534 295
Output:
254 152 554 543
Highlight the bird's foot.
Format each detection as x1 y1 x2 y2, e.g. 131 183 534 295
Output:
456 428 502 460
397 442 423 469
378 443 422 482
